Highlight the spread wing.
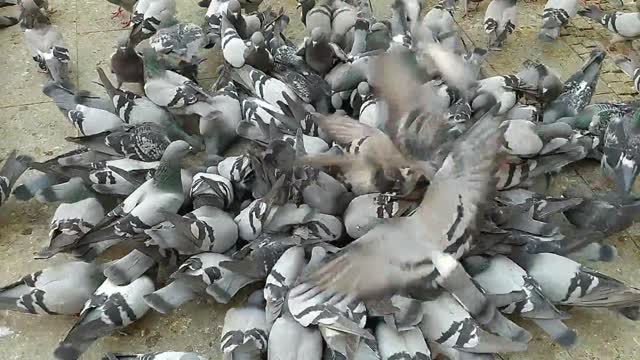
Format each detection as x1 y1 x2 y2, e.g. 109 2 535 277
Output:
305 106 503 297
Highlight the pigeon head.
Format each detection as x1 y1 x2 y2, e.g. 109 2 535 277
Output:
227 0 241 17
161 140 194 162
370 22 388 33
310 27 327 45
251 32 265 47
357 82 370 97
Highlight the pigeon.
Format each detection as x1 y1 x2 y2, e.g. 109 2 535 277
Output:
484 0 517 49
578 5 640 47
543 49 606 123
228 64 301 115
344 192 415 239
96 68 200 152
366 22 392 51
144 252 258 313
511 252 640 319
602 109 640 194
305 104 503 297
563 191 640 236
129 0 177 47
614 52 640 94
0 15 18 28
298 0 332 36
330 0 357 47
22 9 71 87
36 178 107 260
102 352 207 360
539 0 578 41
473 75 523 114
0 151 30 208
263 246 306 325
376 323 431 360
221 12 248 68
189 171 235 209
145 205 239 255
63 123 173 162
464 255 577 347
69 141 191 248
149 22 205 63
419 292 528 354
268 313 323 360
142 47 218 118
0 261 105 315
515 60 564 105
53 276 155 360
501 120 574 157
221 291 269 360
558 102 635 138
243 31 274 73
217 155 254 194
199 81 242 162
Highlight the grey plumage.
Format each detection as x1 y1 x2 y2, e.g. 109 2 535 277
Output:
483 0 517 49
578 5 640 45
0 151 31 207
512 252 640 318
563 191 640 236
376 323 432 360
0 15 18 27
614 53 640 94
53 276 154 360
264 246 306 325
111 36 144 88
144 252 258 312
269 314 323 360
102 352 207 360
221 292 270 359
150 22 205 63
129 0 177 47
601 109 640 193
23 11 71 87
543 49 606 123
539 0 578 41
190 171 235 209
0 261 105 315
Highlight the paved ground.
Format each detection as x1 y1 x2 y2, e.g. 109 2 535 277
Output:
0 0 639 359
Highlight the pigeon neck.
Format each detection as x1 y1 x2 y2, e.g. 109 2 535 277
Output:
153 159 182 190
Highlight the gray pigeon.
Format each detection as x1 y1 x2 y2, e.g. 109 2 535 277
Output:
0 151 30 208
543 49 606 123
142 47 218 119
37 178 106 260
199 82 242 161
221 12 247 67
70 141 190 248
229 64 302 114
558 102 635 137
22 9 71 87
145 205 238 255
102 352 207 360
539 0 578 41
221 291 270 360
110 36 144 88
244 31 274 73
483 0 517 49
330 0 357 47
298 27 347 76
419 292 528 354
268 313 323 360
511 252 640 319
53 276 154 360
344 192 415 238
96 68 201 151
150 22 205 63
129 0 177 47
189 171 235 209
602 109 640 193
464 255 577 347
563 191 640 236
578 5 640 47
144 252 258 313
515 60 563 104
376 323 431 360
298 0 332 36
217 155 254 193
264 246 306 325
305 105 502 297
64 123 172 162
0 261 104 315
614 52 640 94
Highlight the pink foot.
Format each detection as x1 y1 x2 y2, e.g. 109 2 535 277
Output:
111 7 125 19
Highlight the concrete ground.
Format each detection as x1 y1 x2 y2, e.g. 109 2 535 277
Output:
0 0 639 359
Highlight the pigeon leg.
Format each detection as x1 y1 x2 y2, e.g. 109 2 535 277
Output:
111 7 125 19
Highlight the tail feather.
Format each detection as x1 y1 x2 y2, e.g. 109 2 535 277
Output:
1 151 32 188
143 278 196 314
532 319 577 348
103 249 156 286
96 67 121 101
577 6 605 23
42 81 78 113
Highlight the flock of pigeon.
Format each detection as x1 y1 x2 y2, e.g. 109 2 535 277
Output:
2 0 640 359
